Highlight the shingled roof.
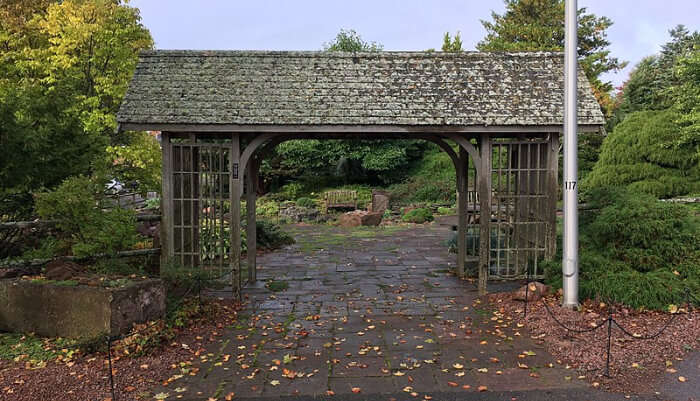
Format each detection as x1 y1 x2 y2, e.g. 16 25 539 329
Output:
117 50 605 130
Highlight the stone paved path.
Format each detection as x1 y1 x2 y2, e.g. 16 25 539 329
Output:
153 222 602 400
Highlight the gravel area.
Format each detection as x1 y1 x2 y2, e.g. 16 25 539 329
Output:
489 292 699 395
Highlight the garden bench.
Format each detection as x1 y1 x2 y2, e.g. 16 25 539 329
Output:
324 190 358 210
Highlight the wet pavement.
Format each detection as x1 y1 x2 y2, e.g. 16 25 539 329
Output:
150 222 631 400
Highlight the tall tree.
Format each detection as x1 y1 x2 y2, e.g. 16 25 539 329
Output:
0 0 153 193
477 0 625 117
261 30 425 189
323 29 383 52
442 31 463 52
611 26 700 125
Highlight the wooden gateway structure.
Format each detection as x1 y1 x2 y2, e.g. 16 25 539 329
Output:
117 50 604 298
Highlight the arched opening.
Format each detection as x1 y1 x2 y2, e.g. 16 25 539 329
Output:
158 131 558 299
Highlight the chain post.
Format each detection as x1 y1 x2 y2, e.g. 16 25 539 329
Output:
524 264 530 318
107 336 117 401
604 307 613 378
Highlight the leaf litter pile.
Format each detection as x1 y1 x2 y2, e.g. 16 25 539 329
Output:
489 292 699 394
0 300 241 401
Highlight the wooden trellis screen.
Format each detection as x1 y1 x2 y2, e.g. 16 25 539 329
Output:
163 135 242 287
488 135 557 279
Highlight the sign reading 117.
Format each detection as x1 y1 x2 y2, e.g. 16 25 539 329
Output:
564 181 577 190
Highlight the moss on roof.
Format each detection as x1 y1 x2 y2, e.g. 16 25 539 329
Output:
117 50 605 127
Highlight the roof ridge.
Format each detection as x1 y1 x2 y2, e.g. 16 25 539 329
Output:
139 49 565 58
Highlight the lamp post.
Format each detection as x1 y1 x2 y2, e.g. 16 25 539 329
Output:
562 0 579 308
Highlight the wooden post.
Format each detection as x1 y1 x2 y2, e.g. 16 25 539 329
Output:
478 134 492 295
545 133 560 259
190 134 200 268
457 147 468 279
246 157 259 283
230 133 241 299
160 132 174 271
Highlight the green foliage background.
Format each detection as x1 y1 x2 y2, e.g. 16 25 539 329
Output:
0 0 153 197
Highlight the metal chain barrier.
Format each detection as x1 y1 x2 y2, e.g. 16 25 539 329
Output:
519 266 693 377
36 265 239 400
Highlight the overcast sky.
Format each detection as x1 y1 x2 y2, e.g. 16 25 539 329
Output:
130 0 699 89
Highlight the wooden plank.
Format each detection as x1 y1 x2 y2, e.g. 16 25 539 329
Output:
478 134 492 295
160 132 174 270
246 157 259 283
545 133 560 259
230 133 242 299
457 147 468 279
119 123 600 134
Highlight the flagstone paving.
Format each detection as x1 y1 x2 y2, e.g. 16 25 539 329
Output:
153 222 596 400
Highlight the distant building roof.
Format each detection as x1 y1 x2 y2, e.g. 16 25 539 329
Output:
117 50 605 130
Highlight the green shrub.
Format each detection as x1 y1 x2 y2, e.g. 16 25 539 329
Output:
295 197 316 208
544 188 699 310
388 147 459 204
437 206 455 215
402 208 434 224
256 197 279 218
583 110 700 198
35 176 141 258
278 182 304 201
256 220 295 249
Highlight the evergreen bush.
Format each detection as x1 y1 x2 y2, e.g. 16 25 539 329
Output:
544 188 699 310
402 208 434 224
35 176 141 258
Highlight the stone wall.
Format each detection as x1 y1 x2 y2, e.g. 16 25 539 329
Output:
0 279 165 338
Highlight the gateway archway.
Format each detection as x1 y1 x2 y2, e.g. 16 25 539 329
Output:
117 50 604 298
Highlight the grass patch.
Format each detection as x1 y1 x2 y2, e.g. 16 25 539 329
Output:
266 280 289 292
0 333 78 365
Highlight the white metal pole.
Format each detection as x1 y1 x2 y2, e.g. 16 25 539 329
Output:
562 0 579 308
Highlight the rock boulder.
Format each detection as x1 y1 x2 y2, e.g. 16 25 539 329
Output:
513 281 550 302
338 210 383 227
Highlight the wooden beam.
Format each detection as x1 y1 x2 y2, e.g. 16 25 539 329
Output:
545 133 560 259
442 134 482 178
457 148 468 279
238 133 280 193
478 134 492 295
246 157 260 283
230 133 242 300
160 132 174 270
119 122 602 134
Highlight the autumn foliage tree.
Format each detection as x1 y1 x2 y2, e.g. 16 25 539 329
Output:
0 0 153 195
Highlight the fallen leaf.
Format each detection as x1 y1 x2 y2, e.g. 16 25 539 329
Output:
447 381 458 387
351 387 361 393
478 385 488 392
678 376 686 383
452 363 464 369
270 380 280 386
225 392 235 400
